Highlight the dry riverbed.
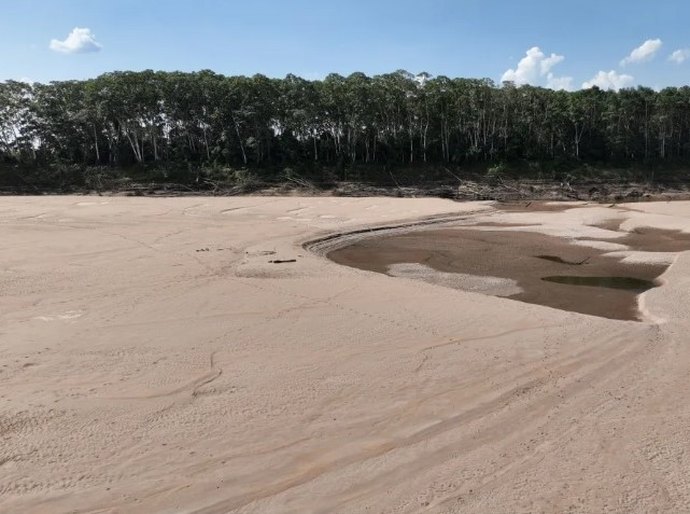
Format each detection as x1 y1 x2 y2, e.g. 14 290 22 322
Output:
3 196 690 513
328 221 690 321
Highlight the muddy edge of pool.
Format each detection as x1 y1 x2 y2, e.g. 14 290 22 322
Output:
328 225 690 321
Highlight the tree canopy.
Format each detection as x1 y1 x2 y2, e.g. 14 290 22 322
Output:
2 70 690 188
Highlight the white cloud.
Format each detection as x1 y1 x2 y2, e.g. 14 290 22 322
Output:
620 39 662 66
546 73 573 91
669 49 690 64
582 70 634 91
501 46 572 90
49 27 102 54
540 53 564 75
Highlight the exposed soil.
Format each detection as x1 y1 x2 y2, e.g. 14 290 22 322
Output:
494 201 581 212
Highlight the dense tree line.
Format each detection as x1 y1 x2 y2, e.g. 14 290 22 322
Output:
2 70 690 187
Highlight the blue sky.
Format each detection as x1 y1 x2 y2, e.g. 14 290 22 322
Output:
2 0 689 90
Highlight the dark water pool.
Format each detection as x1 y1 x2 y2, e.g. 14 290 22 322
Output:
541 276 656 291
327 227 684 321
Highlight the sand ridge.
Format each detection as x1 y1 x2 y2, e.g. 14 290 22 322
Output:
2 196 690 513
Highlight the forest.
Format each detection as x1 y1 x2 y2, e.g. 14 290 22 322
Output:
2 69 690 191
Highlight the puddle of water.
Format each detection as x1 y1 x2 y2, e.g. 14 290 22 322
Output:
328 224 690 322
542 276 656 291
536 255 590 265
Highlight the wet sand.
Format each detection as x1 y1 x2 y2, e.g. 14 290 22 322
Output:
328 227 690 321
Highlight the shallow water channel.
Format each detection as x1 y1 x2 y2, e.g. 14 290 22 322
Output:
328 224 690 321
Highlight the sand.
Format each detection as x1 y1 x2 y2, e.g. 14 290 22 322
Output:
3 196 690 513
